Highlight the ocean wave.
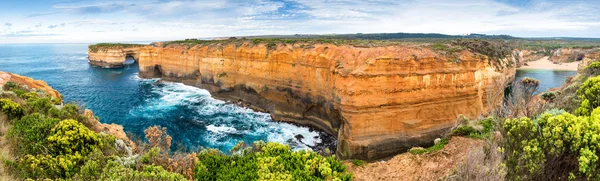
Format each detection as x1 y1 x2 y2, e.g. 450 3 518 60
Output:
127 80 324 151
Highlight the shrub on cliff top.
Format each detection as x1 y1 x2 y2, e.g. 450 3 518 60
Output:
503 107 600 180
575 76 600 116
541 91 558 102
451 39 513 65
0 98 24 120
7 113 60 155
17 153 84 179
194 142 352 181
585 61 600 76
47 119 105 155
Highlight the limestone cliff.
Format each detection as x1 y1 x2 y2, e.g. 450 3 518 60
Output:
550 48 600 63
106 41 517 160
0 71 62 102
88 45 143 68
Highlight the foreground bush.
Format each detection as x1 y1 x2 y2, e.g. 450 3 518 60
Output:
47 119 107 156
575 76 600 116
194 142 352 181
7 113 60 155
0 98 24 120
504 107 600 180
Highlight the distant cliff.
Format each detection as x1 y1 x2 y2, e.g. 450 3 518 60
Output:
550 48 600 64
88 44 145 68
89 40 518 160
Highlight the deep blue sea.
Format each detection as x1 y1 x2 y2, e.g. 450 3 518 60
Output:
515 69 578 94
0 43 327 152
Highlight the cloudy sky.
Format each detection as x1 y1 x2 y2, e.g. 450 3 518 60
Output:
1 0 599 43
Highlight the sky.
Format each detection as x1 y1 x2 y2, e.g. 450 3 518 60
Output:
1 0 600 43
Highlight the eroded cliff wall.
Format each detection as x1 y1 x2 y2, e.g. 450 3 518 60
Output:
88 47 142 68
550 48 600 63
126 42 516 160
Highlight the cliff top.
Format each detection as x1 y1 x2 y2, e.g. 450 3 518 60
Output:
88 43 146 53
153 38 513 62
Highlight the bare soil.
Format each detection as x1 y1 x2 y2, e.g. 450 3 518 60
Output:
347 137 484 181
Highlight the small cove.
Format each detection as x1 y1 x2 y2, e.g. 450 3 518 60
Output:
515 69 578 94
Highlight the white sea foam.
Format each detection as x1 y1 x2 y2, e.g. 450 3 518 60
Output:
206 125 237 134
130 79 325 151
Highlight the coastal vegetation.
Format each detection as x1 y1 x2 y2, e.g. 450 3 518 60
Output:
0 81 352 180
88 43 146 53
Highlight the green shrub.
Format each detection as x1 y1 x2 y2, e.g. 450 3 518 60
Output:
17 153 84 179
141 147 160 164
99 160 187 180
25 97 53 115
3 81 21 90
7 113 60 155
585 61 600 76
47 119 104 156
0 98 24 119
451 126 478 137
409 138 449 155
78 160 102 180
194 142 352 181
48 103 83 121
351 159 366 167
541 91 558 102
575 76 600 116
503 117 545 180
503 107 600 180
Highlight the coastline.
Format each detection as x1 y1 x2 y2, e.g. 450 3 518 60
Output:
518 56 579 71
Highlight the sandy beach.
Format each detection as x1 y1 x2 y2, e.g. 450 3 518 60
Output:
518 56 579 71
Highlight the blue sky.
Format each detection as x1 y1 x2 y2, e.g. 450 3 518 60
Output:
1 0 599 43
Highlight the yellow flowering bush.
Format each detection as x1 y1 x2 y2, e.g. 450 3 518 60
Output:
7 113 60 155
0 98 24 119
47 119 104 155
194 142 352 181
575 76 600 116
504 107 600 180
17 153 84 179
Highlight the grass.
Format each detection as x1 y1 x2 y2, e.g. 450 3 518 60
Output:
351 159 367 167
409 138 449 155
449 117 495 140
88 43 146 53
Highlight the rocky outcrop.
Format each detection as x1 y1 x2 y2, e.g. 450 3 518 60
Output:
84 109 135 148
550 48 600 63
0 71 62 102
118 41 518 160
88 47 141 68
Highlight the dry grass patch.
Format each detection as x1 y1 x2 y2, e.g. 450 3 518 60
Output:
0 114 16 180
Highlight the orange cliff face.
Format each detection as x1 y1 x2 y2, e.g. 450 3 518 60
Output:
90 42 517 160
88 47 141 68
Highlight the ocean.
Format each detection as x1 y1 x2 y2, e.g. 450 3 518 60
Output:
0 43 330 152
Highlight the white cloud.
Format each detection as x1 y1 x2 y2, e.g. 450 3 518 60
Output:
1 0 599 43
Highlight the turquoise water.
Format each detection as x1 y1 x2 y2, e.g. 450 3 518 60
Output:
0 44 332 152
515 69 578 94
